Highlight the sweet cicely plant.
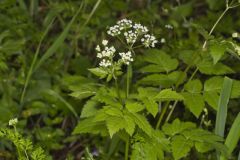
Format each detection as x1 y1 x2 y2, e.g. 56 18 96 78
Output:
72 18 231 160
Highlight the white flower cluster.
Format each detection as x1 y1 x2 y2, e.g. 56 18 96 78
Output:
107 25 121 36
95 19 160 69
99 59 111 67
165 24 173 29
119 51 133 65
96 40 116 67
232 32 239 38
133 23 149 34
107 18 157 47
9 118 18 126
117 19 132 29
124 31 137 44
141 34 158 47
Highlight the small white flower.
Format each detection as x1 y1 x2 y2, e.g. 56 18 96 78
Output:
133 23 149 34
102 40 108 46
99 59 112 67
95 45 101 52
97 46 116 58
165 24 173 29
160 38 166 43
9 118 18 126
117 19 132 30
232 32 238 38
107 25 121 36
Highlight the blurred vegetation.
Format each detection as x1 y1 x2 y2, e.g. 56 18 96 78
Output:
0 0 240 159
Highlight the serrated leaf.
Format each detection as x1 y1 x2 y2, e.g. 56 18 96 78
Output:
106 116 125 138
126 101 144 113
171 135 193 160
123 115 135 136
138 71 186 87
142 98 158 117
81 100 98 118
209 43 227 64
203 91 219 110
129 112 152 136
197 60 234 75
72 118 106 135
162 119 196 136
137 87 158 98
88 68 108 78
184 79 202 93
141 49 178 73
182 92 205 117
155 89 184 101
195 142 214 153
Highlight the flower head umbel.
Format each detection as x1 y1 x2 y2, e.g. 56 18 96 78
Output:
119 51 133 65
107 18 157 48
92 18 159 81
141 34 158 47
9 118 18 126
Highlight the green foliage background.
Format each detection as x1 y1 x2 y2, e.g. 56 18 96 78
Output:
0 0 240 159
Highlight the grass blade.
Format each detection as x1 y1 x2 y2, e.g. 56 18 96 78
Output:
20 18 55 104
220 113 240 160
34 3 83 71
45 89 79 119
215 77 233 137
82 0 102 28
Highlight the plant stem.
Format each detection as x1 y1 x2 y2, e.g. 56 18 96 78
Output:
202 7 229 49
126 64 132 98
155 102 170 129
125 135 130 160
114 78 122 104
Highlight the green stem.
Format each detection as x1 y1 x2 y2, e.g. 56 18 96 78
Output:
155 102 170 129
202 7 229 49
126 64 132 98
125 136 130 160
114 78 122 104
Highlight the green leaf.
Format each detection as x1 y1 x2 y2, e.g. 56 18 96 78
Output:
182 129 228 156
197 56 234 75
155 89 184 101
162 119 196 136
171 135 193 160
72 118 107 135
184 79 202 93
215 77 233 137
88 68 108 79
129 112 152 136
123 114 136 136
81 100 98 118
106 116 125 138
142 98 158 117
203 76 223 109
138 71 186 87
195 142 214 153
126 101 144 113
182 92 205 118
141 49 178 73
203 92 219 110
220 113 240 160
209 43 227 64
